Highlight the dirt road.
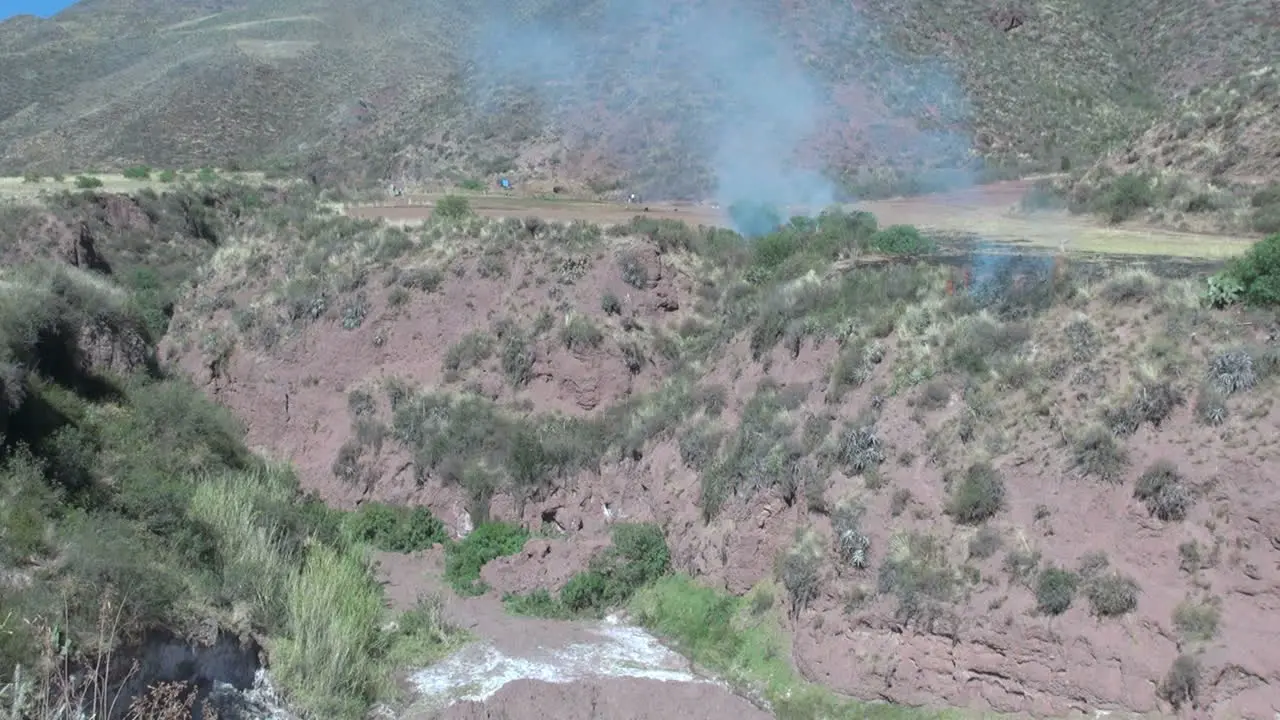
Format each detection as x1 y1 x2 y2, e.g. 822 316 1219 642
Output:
345 179 1256 260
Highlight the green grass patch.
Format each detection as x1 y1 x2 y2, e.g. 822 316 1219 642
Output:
443 522 529 596
630 575 969 720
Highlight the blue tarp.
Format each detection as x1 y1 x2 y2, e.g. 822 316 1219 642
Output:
500 178 511 189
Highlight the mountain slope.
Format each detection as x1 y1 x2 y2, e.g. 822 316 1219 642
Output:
1 0 1277 201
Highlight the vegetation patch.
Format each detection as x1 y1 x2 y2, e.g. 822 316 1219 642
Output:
1072 425 1128 482
1034 567 1079 616
504 522 671 618
1084 572 1140 618
631 575 966 720
876 533 956 629
1133 460 1193 521
945 461 1006 525
443 522 530 596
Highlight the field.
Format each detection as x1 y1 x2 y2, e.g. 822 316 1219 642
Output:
345 179 1257 260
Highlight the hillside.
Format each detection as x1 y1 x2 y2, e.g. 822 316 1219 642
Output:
2 0 1277 203
143 182 1279 717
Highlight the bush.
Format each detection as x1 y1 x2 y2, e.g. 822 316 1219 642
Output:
617 251 650 289
1158 655 1200 709
835 422 884 475
832 502 870 569
443 522 529 596
966 525 1002 560
1193 384 1228 426
601 292 622 315
1134 460 1193 521
74 175 103 189
433 195 472 220
1173 599 1219 642
946 462 1006 525
1085 573 1140 617
779 531 822 619
1208 349 1257 395
344 503 447 553
561 315 603 352
876 533 955 627
122 166 152 180
1095 173 1154 223
560 522 671 615
1073 425 1127 482
1035 567 1079 615
500 331 535 387
505 523 670 618
443 332 494 373
157 169 177 183
868 225 937 255
1216 233 1280 306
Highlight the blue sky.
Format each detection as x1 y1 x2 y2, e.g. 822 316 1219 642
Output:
1 0 80 20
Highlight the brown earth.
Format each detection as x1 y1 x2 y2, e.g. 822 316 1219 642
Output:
161 191 1280 719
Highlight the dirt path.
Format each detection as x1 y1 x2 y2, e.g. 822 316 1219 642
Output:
345 179 1256 260
373 551 772 720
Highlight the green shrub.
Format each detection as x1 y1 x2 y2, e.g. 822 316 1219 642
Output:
433 195 472 220
1253 204 1280 234
443 522 529 596
601 292 622 315
1035 567 1078 615
1085 573 1140 617
1134 461 1192 521
1095 173 1154 223
832 502 870 568
946 462 1006 524
74 175 103 189
561 315 603 352
779 531 823 619
868 225 936 255
876 533 955 625
1158 655 1200 709
122 166 152 180
1072 425 1127 482
1214 233 1280 306
157 169 178 183
617 251 650 289
1173 599 1219 642
443 332 494 373
344 503 447 553
505 522 670 618
966 525 1002 560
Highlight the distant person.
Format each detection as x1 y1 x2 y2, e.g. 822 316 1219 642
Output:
500 178 512 190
